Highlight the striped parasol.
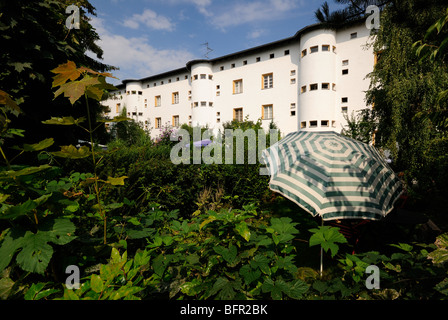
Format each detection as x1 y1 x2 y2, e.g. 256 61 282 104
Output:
261 131 403 221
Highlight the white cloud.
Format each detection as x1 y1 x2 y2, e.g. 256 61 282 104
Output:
247 29 267 39
89 17 194 83
206 0 300 30
122 9 175 31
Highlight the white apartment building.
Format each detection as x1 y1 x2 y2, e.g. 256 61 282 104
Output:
101 21 375 139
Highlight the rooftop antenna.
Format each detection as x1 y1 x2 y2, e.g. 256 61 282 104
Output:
202 42 214 59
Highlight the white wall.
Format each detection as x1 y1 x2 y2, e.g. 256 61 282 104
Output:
101 23 375 140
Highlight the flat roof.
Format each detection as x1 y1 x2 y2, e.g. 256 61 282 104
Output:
118 20 363 88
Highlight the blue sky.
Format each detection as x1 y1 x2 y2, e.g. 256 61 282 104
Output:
88 0 339 84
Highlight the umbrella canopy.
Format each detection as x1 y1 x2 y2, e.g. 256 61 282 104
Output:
261 131 403 221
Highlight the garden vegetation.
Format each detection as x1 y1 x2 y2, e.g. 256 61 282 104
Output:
0 0 447 301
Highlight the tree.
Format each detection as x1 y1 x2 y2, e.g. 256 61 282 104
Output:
315 0 390 28
0 0 116 158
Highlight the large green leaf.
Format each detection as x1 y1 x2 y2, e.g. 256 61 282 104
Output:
214 245 238 266
0 199 37 220
42 116 85 126
52 145 90 159
239 264 261 285
208 277 240 300
0 165 51 180
309 226 347 258
0 229 25 272
428 233 448 264
0 218 76 274
40 218 76 245
16 231 54 274
90 274 104 294
234 221 251 241
13 138 54 152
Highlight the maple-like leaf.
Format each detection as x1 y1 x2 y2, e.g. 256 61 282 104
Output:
54 76 100 104
51 61 82 88
78 66 118 80
0 90 21 116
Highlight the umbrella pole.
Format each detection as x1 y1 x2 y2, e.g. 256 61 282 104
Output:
319 217 323 278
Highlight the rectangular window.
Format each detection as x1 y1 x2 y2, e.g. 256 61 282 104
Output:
116 103 120 113
234 108 243 122
321 120 329 127
284 49 290 55
172 115 179 127
262 105 273 120
342 59 349 66
131 90 136 95
201 101 207 107
243 60 248 65
209 75 213 80
322 45 330 51
193 75 198 80
256 57 261 62
231 63 235 68
341 106 348 113
172 92 179 104
220 66 224 71
301 86 307 93
310 83 318 91
155 95 161 107
290 110 296 116
301 121 307 129
290 103 296 109
200 74 206 79
262 73 273 89
310 46 319 53
342 69 349 75
233 79 243 94
155 117 161 129
290 70 296 76
342 97 348 103
301 49 307 57
322 83 329 90
270 53 275 59
350 32 358 39
310 120 318 127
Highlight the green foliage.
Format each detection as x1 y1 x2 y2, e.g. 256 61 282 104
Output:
365 0 448 196
309 226 348 258
143 205 308 300
0 0 115 148
56 247 152 300
341 109 376 144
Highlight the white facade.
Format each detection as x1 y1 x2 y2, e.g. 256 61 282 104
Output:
101 22 374 139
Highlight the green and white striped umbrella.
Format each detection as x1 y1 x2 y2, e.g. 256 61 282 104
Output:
262 131 403 221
